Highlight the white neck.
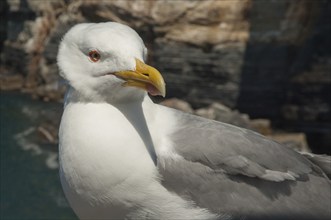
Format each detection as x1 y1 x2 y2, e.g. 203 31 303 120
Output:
64 87 157 164
114 101 158 165
64 86 146 106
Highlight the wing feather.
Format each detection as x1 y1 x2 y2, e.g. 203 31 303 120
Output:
157 108 331 218
169 110 313 180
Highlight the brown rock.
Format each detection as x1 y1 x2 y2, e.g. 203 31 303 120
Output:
267 133 311 153
0 73 24 90
250 119 272 135
157 0 250 46
160 98 194 114
150 0 198 25
195 105 216 120
163 24 249 47
1 0 329 154
196 102 251 128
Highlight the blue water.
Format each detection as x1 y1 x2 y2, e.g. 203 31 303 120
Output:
0 92 77 220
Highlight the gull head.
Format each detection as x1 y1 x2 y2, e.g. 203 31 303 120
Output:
57 22 165 102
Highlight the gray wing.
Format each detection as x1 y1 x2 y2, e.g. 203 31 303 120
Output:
158 108 331 219
301 152 331 178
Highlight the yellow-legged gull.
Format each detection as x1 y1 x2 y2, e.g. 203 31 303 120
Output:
57 22 331 220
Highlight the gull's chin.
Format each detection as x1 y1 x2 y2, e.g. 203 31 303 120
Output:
104 72 116 76
92 72 115 78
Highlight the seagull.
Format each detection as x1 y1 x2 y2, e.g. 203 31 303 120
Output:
57 22 331 220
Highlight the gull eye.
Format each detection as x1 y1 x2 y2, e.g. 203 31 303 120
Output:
88 50 101 62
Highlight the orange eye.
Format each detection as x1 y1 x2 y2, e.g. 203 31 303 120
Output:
88 50 101 62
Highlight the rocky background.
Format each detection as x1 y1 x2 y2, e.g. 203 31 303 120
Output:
1 0 330 154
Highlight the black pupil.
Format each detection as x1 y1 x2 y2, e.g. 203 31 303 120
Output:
90 52 99 60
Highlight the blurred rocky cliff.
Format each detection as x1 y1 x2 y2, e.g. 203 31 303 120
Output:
1 0 330 154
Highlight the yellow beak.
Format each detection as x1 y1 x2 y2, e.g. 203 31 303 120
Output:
114 59 166 97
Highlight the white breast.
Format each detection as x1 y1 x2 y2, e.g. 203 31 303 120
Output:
59 97 216 220
59 101 157 219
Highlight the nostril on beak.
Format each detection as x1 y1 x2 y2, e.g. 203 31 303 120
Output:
142 73 149 77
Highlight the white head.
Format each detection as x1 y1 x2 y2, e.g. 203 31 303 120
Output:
57 22 165 103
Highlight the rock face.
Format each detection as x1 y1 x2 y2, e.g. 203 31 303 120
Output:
1 0 330 153
1 0 250 105
236 0 331 154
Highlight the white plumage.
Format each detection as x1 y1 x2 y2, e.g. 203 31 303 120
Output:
58 22 216 219
58 22 330 220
